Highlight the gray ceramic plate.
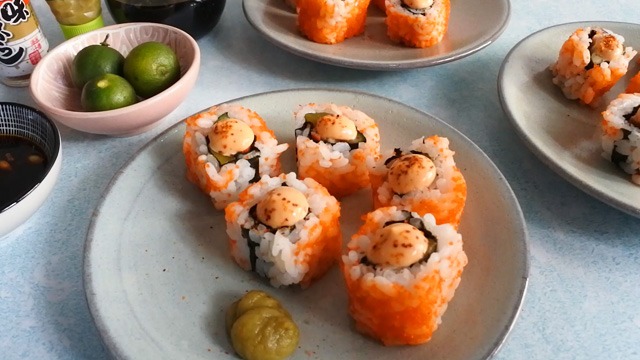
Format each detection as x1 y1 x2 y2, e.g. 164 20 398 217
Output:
243 0 510 70
498 22 640 218
84 89 528 359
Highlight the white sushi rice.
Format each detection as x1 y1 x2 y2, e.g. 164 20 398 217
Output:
384 0 449 47
386 0 445 15
601 93 640 185
295 103 380 172
371 136 458 205
226 173 339 287
185 103 288 209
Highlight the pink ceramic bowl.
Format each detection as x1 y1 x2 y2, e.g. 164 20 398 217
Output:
30 23 200 136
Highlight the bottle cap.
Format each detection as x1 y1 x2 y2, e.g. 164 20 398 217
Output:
59 14 105 39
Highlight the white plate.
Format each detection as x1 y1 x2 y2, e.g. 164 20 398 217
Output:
84 89 528 360
242 0 510 70
498 22 640 218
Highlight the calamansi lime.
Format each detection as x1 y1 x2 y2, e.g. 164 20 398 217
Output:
80 74 137 112
71 35 125 89
123 42 181 99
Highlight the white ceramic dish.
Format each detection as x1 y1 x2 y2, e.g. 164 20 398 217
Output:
0 156 61 237
243 0 510 70
0 103 62 238
498 21 640 218
84 89 528 360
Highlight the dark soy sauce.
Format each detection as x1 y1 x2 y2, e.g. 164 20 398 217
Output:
0 136 48 211
106 0 226 40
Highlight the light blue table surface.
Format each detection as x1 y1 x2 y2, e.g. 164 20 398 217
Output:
2 0 640 359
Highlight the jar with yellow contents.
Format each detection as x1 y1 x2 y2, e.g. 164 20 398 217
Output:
45 0 104 39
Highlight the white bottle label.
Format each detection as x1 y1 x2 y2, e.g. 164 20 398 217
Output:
0 0 49 78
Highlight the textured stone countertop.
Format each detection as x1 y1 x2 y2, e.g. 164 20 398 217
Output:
1 0 639 359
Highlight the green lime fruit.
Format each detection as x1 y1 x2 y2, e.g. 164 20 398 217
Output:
71 35 125 88
80 73 137 112
123 41 181 99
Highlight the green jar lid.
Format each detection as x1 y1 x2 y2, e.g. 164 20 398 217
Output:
59 14 105 39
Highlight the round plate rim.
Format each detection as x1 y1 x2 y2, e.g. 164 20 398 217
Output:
497 20 640 218
84 88 530 359
242 0 511 70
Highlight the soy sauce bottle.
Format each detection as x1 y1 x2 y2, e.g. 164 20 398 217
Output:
0 0 49 87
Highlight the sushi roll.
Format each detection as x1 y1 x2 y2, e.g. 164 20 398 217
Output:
384 0 450 48
225 172 342 288
550 27 637 106
341 206 468 346
183 104 289 210
294 103 381 198
369 135 466 228
601 93 640 185
297 0 371 44
625 71 640 94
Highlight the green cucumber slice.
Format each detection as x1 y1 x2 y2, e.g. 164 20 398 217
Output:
303 112 331 126
348 131 366 144
216 112 230 122
211 151 235 166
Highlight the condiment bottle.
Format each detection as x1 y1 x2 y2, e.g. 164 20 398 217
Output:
45 0 104 39
0 0 49 87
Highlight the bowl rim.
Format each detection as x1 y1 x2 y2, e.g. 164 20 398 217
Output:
29 22 201 119
0 102 62 214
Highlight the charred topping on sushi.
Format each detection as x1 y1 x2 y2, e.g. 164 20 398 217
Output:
205 113 261 182
586 29 624 70
401 0 433 14
364 221 437 269
208 118 255 157
382 213 437 244
256 186 310 229
313 114 357 142
296 112 366 150
387 154 437 195
360 211 438 269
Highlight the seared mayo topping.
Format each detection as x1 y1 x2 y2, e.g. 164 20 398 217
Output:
591 32 623 65
208 119 254 156
256 186 309 228
388 154 437 194
314 114 358 142
366 223 430 268
402 0 433 9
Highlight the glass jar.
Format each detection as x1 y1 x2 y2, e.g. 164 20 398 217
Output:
45 0 104 39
